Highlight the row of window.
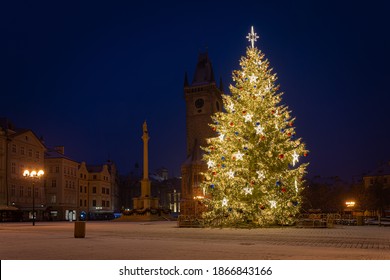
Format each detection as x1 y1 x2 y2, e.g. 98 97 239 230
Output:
79 199 111 207
10 185 39 198
65 180 76 189
90 186 110 195
11 144 40 159
91 199 110 207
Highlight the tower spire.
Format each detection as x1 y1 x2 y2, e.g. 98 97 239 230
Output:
219 76 224 92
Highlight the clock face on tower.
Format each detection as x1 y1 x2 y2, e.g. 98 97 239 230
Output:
195 98 204 109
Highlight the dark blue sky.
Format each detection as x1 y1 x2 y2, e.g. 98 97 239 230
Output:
1 1 389 180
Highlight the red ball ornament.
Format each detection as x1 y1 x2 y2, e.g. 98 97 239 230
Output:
251 181 255 185
212 127 217 131
230 122 234 127
279 154 284 159
289 122 294 127
281 187 286 193
212 171 217 176
259 205 265 210
242 110 247 115
287 132 292 137
304 152 308 157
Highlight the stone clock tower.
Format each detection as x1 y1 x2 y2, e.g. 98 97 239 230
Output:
180 52 224 219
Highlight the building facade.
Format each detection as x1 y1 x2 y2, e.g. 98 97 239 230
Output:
1 118 118 221
44 146 79 220
180 52 224 217
0 119 46 221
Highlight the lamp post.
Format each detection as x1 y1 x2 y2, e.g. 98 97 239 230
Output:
23 169 44 226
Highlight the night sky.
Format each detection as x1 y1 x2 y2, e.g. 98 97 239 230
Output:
1 1 389 181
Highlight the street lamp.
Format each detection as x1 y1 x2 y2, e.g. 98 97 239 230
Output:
23 169 44 226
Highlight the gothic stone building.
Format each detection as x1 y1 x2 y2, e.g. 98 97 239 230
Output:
180 52 223 217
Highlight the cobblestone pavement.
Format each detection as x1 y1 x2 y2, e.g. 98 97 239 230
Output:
1 221 390 260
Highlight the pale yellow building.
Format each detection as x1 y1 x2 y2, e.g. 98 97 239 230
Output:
0 118 46 221
87 164 114 219
1 118 118 221
44 146 79 220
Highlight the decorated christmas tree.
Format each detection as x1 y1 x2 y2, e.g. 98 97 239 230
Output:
200 27 308 227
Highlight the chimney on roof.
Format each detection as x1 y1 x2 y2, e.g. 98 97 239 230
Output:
54 146 65 155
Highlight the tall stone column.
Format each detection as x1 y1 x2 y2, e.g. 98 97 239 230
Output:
140 121 151 212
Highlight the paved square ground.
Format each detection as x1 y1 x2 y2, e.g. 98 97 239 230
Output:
1 221 389 259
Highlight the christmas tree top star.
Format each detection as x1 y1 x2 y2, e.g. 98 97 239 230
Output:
246 26 259 48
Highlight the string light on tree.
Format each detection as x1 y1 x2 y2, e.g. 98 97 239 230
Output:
222 198 228 207
257 170 265 181
200 26 308 228
243 186 253 195
227 170 235 179
244 113 253 122
292 151 299 166
249 74 258 83
207 159 215 169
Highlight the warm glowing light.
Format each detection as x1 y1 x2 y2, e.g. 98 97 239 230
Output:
246 26 259 48
193 196 204 200
345 201 355 208
23 169 44 178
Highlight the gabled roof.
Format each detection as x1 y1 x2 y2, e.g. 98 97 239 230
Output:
87 165 104 173
9 129 46 150
44 147 78 163
191 52 216 86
